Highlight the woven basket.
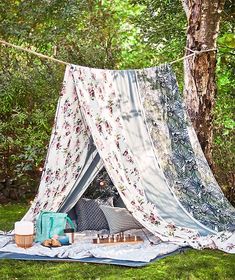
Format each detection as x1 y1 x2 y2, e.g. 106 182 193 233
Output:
15 234 34 248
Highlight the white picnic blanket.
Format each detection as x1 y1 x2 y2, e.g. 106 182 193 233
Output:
0 229 182 262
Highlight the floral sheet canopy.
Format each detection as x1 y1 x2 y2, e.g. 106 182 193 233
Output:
23 65 235 253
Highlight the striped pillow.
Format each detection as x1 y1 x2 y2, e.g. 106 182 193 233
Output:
75 198 110 231
100 205 142 234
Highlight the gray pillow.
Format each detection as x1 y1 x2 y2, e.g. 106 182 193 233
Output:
75 198 111 231
100 205 142 234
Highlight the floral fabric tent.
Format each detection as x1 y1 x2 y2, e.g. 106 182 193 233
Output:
23 64 235 253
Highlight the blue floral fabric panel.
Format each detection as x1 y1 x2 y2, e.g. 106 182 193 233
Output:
137 64 235 232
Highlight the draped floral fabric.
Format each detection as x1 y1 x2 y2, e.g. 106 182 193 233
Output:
23 68 94 220
24 65 235 253
136 65 235 232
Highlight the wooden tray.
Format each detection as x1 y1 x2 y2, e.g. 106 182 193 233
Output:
92 236 143 245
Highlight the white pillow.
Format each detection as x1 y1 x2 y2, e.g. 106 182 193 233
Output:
99 205 142 234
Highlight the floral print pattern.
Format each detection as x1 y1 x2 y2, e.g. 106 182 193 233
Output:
23 68 93 220
23 64 235 253
137 65 235 232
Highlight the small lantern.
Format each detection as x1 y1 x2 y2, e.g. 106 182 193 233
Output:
14 221 34 248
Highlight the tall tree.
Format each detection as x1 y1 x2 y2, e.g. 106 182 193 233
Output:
182 0 225 167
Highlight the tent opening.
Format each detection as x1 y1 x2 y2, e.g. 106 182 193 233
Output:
67 167 142 234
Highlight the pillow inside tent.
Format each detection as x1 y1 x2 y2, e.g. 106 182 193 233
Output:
75 198 113 231
100 205 143 234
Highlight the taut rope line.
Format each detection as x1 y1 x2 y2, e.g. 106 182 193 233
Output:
0 39 69 66
0 39 217 66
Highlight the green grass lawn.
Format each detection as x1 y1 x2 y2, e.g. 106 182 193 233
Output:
0 204 234 280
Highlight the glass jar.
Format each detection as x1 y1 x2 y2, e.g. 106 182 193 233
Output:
64 228 75 244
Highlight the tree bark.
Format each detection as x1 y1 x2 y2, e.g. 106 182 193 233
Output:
182 0 225 168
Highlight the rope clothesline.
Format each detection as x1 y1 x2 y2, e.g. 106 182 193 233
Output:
0 39 217 66
0 39 69 66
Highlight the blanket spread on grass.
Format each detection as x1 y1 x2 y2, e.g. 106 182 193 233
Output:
0 229 182 262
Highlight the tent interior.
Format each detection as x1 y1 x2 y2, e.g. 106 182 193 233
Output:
66 165 154 235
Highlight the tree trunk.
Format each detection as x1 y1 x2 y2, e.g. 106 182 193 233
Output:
182 0 225 168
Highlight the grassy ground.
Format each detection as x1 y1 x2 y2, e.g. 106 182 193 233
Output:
0 204 235 280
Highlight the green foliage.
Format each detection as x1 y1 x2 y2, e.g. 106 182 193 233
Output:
212 0 235 202
218 33 235 48
0 45 63 200
213 31 235 202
